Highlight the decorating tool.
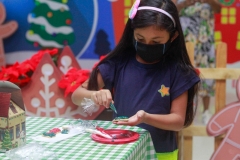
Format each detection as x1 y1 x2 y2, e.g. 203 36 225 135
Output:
110 102 117 114
85 128 112 139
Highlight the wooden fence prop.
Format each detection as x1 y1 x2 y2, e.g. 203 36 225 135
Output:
178 42 240 160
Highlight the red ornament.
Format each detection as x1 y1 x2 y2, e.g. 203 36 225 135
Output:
66 19 71 25
63 40 68 45
49 128 61 134
195 68 200 76
52 33 57 37
33 42 39 47
47 12 53 18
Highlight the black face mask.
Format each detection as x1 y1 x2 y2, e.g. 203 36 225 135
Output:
133 38 171 63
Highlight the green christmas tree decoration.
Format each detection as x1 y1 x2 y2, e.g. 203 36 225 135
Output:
219 0 235 6
26 0 75 49
1 130 12 150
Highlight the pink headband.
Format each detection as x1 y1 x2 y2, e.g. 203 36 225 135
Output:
129 0 176 28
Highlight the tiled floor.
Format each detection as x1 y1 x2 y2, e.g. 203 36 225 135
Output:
192 136 215 160
190 95 215 160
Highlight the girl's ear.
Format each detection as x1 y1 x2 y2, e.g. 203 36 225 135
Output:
171 31 179 42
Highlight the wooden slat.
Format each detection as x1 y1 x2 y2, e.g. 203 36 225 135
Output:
183 137 192 160
215 42 227 149
199 68 240 79
178 42 195 160
181 125 208 137
215 42 227 112
179 42 196 160
181 125 225 138
179 42 231 160
186 42 195 65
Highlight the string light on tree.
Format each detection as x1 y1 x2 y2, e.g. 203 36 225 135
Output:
66 19 71 25
47 12 53 18
62 0 68 4
60 7 65 12
31 13 36 18
219 0 235 6
28 30 34 35
63 40 68 45
52 33 57 37
35 0 41 6
40 25 45 30
34 42 39 47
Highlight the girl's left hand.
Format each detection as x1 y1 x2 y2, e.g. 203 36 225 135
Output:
113 110 146 126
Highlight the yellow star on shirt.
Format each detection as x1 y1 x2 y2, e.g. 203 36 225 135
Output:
158 85 170 97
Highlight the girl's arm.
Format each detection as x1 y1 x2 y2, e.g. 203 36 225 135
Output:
143 91 188 131
114 91 188 131
71 71 112 108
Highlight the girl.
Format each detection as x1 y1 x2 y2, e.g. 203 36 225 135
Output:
72 0 200 159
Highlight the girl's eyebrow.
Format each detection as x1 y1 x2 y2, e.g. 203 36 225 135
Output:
136 34 164 39
135 33 144 38
152 37 163 39
135 33 163 39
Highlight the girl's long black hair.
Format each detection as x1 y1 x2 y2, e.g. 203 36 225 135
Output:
88 0 199 127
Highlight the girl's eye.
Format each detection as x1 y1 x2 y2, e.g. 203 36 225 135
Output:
137 38 144 42
152 41 160 44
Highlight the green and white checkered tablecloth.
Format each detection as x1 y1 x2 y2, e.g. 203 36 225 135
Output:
0 117 157 160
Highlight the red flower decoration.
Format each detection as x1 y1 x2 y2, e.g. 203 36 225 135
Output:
195 68 200 76
29 48 58 70
0 48 59 87
58 68 90 97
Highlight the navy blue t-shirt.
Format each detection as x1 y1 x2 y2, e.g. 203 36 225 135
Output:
98 55 200 153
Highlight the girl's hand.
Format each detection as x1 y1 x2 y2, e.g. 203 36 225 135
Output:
113 110 146 126
91 89 112 108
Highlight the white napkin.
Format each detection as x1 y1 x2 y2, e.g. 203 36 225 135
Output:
31 126 84 143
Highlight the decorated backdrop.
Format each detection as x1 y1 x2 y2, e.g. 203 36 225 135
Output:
2 0 115 69
1 0 240 119
215 0 240 64
2 0 240 68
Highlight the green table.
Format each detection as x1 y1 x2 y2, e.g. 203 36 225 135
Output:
1 117 157 160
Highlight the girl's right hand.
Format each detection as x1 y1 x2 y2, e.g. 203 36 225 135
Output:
91 89 112 109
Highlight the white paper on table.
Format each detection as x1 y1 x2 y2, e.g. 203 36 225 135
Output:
31 127 84 143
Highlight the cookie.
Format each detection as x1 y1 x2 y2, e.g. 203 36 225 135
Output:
113 116 129 122
42 132 56 138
